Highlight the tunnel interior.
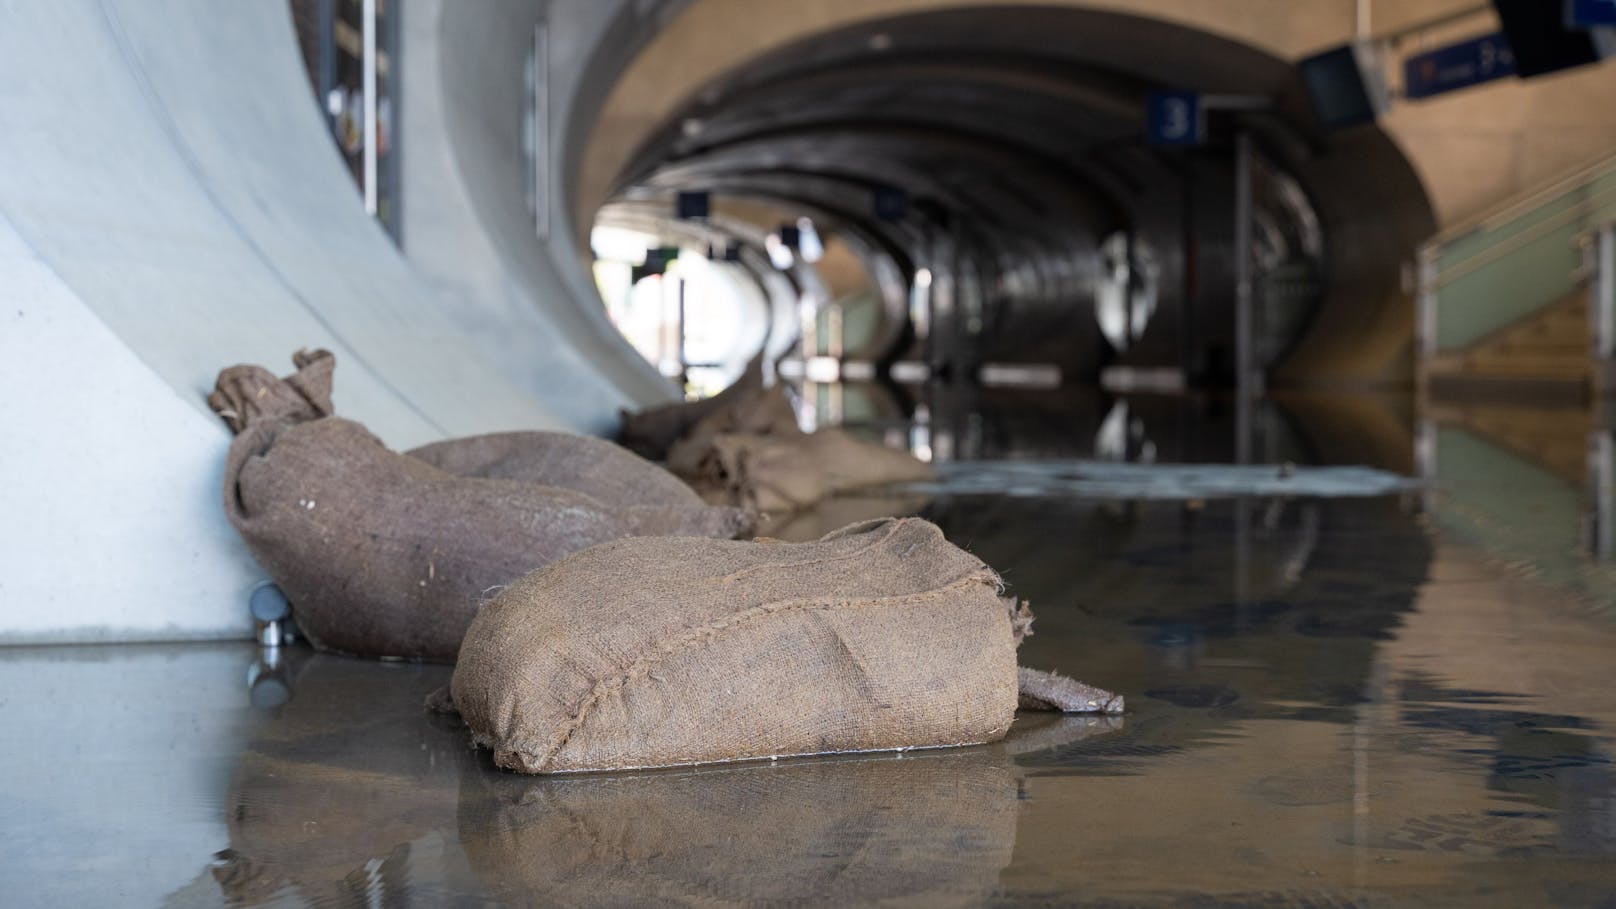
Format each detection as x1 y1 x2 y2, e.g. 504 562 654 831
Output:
589 5 1436 394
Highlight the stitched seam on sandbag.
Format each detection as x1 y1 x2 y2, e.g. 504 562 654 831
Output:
715 518 919 583
525 568 1002 771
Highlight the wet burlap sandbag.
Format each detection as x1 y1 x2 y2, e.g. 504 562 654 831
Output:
212 351 753 662
663 383 802 477
616 354 767 460
407 430 711 512
445 516 1121 773
688 427 936 513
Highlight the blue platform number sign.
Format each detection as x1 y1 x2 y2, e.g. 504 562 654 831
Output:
1146 90 1204 147
1570 0 1616 27
1403 33 1516 99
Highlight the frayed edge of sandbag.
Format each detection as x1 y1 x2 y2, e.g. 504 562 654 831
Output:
208 348 335 434
424 684 459 716
1017 666 1124 715
1005 597 1035 648
617 354 769 460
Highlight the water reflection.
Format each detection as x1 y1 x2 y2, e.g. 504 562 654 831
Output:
202 655 466 906
130 388 1616 906
188 651 1121 907
458 715 1118 907
175 480 1616 906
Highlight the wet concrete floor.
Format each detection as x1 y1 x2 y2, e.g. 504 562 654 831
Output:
4 392 1616 906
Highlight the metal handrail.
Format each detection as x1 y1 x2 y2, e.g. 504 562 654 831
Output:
1426 150 1616 248
1428 183 1616 288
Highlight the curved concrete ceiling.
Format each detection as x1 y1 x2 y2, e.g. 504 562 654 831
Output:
575 0 1365 234
604 4 1435 382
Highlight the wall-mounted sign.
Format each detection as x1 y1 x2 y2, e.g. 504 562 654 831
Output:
1492 0 1601 76
676 191 710 220
1145 90 1204 147
1404 32 1517 99
1570 0 1616 28
873 186 907 222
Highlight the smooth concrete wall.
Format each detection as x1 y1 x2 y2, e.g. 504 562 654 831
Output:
0 1 569 446
0 214 262 643
0 0 656 642
1382 9 1616 228
400 0 681 431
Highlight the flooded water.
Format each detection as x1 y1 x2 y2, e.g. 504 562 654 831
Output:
4 391 1616 907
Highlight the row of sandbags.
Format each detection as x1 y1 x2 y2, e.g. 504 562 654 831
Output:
212 351 751 661
619 362 934 512
213 351 1119 774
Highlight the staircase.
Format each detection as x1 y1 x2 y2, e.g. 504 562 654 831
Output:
1425 291 1588 390
1419 152 1616 401
1427 398 1591 483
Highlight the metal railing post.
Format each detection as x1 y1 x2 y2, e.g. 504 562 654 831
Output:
1234 131 1255 465
361 0 378 216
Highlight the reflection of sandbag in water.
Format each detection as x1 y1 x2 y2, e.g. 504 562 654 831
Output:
688 428 936 513
457 712 1121 908
213 351 753 662
616 354 768 460
448 517 1020 774
206 652 467 906
664 384 802 477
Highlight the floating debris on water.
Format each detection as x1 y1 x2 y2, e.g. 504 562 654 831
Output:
898 460 1420 500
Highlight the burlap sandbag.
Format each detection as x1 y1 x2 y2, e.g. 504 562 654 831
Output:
213 351 753 662
616 354 767 460
208 347 335 432
754 487 934 541
408 430 709 511
447 517 1120 773
663 383 802 476
688 427 936 513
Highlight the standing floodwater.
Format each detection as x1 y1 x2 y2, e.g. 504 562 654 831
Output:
3 392 1616 907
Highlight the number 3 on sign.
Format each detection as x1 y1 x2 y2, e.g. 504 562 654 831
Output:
1163 99 1190 139
1147 90 1203 147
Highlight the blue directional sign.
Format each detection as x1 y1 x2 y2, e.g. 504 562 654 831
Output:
873 185 907 222
676 190 710 220
1570 0 1616 27
1404 32 1516 99
1146 90 1204 147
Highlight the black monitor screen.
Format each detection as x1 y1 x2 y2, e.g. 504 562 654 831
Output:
1299 45 1378 130
1492 0 1600 76
676 191 710 220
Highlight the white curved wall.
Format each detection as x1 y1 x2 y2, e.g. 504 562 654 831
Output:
0 0 664 642
400 0 680 431
0 213 261 642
